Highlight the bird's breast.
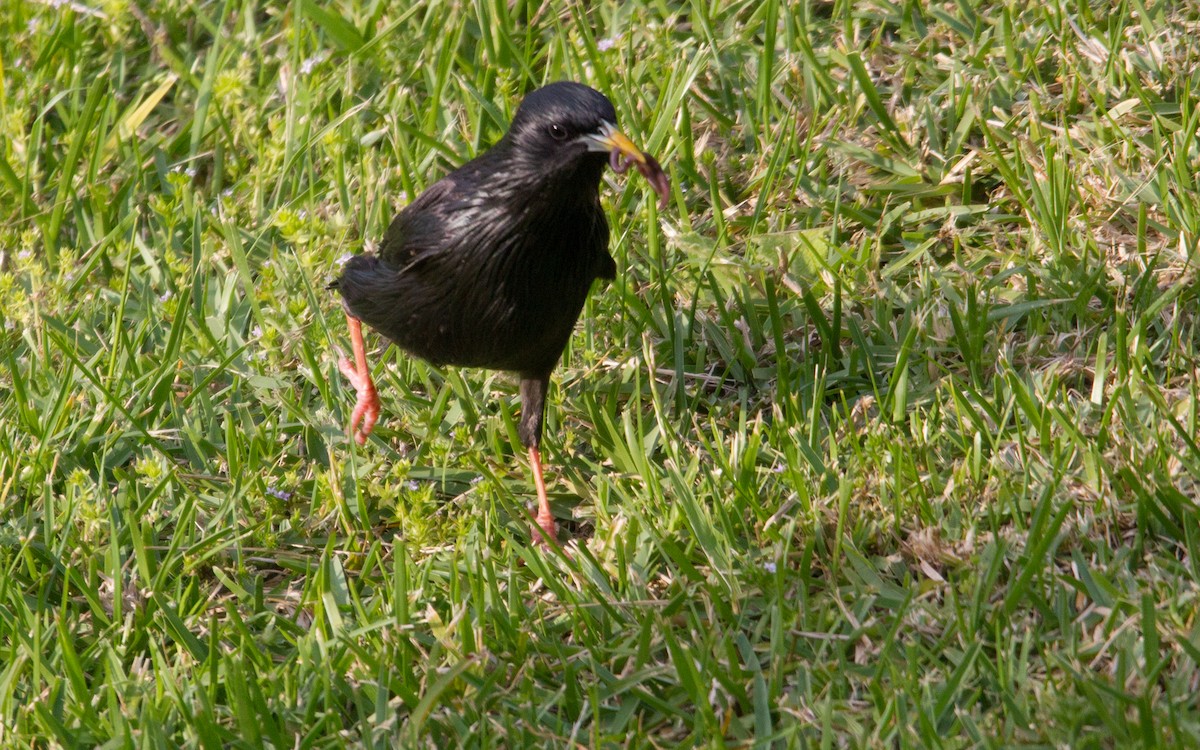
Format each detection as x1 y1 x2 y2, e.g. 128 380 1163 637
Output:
395 199 608 374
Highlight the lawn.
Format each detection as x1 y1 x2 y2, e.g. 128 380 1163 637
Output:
2 0 1199 746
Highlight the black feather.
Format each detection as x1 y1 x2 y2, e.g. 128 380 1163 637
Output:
332 81 623 447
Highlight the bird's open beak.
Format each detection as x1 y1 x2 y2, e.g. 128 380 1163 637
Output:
582 121 670 209
582 121 647 166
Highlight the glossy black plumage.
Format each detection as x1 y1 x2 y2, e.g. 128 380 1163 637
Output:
331 82 668 542
335 83 624 441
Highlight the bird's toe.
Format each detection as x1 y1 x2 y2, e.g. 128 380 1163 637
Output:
351 391 380 444
337 357 361 387
339 357 380 443
533 511 557 546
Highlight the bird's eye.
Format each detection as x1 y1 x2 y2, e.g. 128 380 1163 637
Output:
548 124 569 141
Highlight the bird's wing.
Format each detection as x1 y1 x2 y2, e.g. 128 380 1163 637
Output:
376 160 612 286
376 177 460 268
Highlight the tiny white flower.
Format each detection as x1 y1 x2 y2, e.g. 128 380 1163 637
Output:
597 36 619 51
763 561 777 573
158 290 172 302
336 252 353 267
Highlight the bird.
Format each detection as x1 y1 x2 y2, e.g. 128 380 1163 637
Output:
330 81 669 545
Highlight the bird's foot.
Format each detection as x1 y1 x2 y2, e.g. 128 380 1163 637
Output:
338 356 379 445
530 508 558 547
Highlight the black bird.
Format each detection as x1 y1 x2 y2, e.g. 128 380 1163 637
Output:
331 82 669 544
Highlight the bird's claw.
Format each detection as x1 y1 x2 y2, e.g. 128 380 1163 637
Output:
530 511 572 559
531 509 557 546
338 357 379 445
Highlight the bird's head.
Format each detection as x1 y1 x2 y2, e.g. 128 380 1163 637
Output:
505 82 669 208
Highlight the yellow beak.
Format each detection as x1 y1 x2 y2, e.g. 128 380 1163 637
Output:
582 121 648 166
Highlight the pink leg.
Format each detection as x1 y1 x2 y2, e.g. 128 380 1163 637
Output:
528 445 557 545
338 315 380 445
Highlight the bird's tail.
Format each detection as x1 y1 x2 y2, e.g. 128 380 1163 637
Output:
330 253 413 335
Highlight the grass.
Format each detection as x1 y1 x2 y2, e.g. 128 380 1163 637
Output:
2 0 1200 746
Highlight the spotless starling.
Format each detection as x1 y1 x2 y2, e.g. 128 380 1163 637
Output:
331 82 669 544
